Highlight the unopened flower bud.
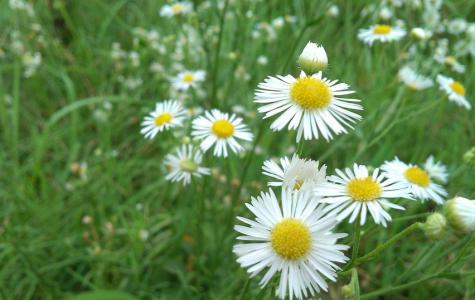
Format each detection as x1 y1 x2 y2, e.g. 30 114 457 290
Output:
341 284 355 299
463 147 475 166
445 197 475 233
298 41 328 73
423 212 447 240
411 27 431 40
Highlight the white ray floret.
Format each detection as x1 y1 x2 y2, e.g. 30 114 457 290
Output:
140 100 187 139
315 164 412 227
233 188 349 300
191 109 253 157
255 71 362 142
423 155 448 184
163 145 210 185
358 24 406 46
381 157 448 205
262 154 327 192
436 74 471 110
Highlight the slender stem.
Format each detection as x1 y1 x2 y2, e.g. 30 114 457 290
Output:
210 0 230 104
343 218 361 272
357 222 422 265
237 277 251 300
296 139 304 156
234 122 265 203
361 237 475 298
360 273 441 299
352 220 361 262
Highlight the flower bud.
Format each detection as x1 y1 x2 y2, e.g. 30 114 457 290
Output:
463 147 475 166
298 41 328 73
341 284 354 299
411 27 432 40
326 5 339 17
181 136 191 144
423 212 447 240
445 197 475 233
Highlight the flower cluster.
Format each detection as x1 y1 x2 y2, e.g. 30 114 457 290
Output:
231 41 459 299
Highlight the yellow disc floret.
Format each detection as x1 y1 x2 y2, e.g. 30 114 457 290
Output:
347 177 382 202
373 25 392 35
211 119 234 138
155 113 173 126
404 166 430 187
182 73 194 83
171 4 184 14
293 179 304 191
271 218 311 260
290 77 332 110
179 158 198 173
449 81 465 96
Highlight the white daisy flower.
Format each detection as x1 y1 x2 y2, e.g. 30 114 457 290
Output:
358 24 406 46
381 157 448 204
191 109 253 157
423 155 448 183
398 66 433 90
164 145 210 185
434 55 466 73
315 164 412 227
171 70 206 91
445 197 475 233
262 155 327 192
140 100 187 139
159 1 193 17
233 188 349 299
436 74 471 110
255 71 362 142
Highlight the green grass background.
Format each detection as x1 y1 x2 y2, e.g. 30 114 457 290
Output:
1 0 474 299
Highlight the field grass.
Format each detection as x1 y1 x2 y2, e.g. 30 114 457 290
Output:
1 0 475 299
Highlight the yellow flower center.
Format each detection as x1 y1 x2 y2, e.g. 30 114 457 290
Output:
404 166 430 187
290 77 332 110
347 177 382 202
449 81 465 96
211 119 234 138
179 158 198 172
154 113 173 126
444 56 456 65
293 179 304 191
271 218 311 260
407 83 419 90
182 73 194 83
373 25 392 35
171 4 184 14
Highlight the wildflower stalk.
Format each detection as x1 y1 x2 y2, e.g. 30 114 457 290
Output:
356 222 423 264
296 139 305 156
237 277 250 300
360 237 475 299
233 122 265 204
343 218 361 271
210 0 230 103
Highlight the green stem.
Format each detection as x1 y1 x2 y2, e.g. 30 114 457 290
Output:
357 222 422 265
360 273 441 299
343 219 361 272
296 138 305 156
237 277 251 300
210 0 230 104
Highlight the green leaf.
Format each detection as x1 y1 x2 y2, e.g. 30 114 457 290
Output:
67 290 140 300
